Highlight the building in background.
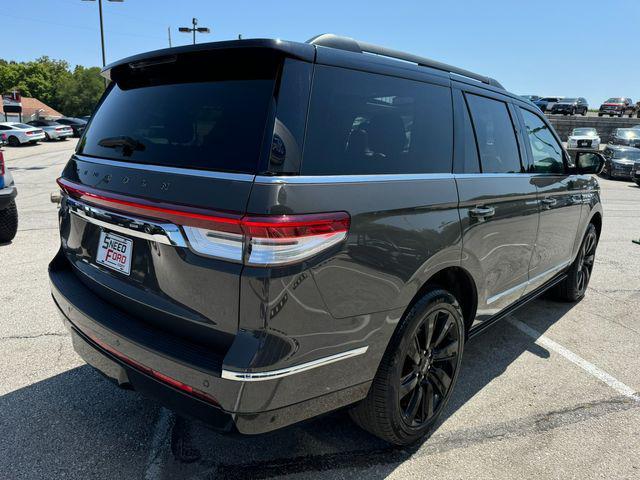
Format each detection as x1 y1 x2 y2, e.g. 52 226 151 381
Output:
2 92 62 122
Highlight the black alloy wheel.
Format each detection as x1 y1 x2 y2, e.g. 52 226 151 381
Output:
8 136 20 147
398 308 461 428
555 223 598 301
350 288 465 445
575 226 597 297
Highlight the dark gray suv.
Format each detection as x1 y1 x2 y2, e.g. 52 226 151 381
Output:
49 34 605 445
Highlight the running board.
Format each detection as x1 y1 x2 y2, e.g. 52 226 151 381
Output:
468 273 567 340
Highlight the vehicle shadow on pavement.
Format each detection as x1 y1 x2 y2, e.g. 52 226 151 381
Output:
0 298 576 480
160 298 578 480
0 365 161 480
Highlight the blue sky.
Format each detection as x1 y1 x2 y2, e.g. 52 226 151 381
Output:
2 0 638 105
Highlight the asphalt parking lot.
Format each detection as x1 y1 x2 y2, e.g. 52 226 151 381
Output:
1 140 639 480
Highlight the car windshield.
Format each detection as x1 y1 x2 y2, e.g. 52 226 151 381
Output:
613 150 640 160
572 128 597 136
561 98 577 103
618 130 640 139
605 98 624 103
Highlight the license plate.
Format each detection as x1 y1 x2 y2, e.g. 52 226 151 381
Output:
96 231 133 275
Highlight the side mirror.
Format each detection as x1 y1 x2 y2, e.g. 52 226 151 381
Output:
575 151 605 175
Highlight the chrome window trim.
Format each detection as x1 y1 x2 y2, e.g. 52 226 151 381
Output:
254 173 455 184
67 197 187 247
73 155 255 182
221 346 369 382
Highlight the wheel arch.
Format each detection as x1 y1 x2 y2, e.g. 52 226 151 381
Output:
403 266 478 335
590 211 602 240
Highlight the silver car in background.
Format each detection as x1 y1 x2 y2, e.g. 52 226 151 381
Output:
567 127 601 150
26 120 73 141
0 122 46 146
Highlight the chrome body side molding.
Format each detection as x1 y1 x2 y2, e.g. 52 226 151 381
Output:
221 346 369 382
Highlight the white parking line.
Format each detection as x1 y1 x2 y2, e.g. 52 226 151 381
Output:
509 318 640 401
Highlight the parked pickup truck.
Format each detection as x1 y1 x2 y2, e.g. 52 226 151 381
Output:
0 135 18 242
598 97 638 117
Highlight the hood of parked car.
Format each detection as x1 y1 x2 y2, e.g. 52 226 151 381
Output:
569 135 600 142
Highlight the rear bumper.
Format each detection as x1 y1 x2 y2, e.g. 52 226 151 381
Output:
0 185 17 209
49 250 371 434
48 130 73 140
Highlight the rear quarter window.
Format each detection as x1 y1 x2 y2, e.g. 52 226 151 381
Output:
301 66 453 175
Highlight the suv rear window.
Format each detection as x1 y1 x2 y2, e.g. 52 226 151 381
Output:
301 66 453 175
78 51 279 173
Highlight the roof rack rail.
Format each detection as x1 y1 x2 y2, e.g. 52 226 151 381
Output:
307 33 504 89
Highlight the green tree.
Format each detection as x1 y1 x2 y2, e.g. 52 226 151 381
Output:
0 57 104 117
54 66 105 117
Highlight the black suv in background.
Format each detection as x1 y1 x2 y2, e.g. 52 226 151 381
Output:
49 35 605 445
55 117 87 137
609 128 640 148
602 145 640 180
549 97 588 115
598 97 636 117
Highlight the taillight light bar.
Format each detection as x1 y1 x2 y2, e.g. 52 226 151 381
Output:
57 178 350 266
85 330 219 405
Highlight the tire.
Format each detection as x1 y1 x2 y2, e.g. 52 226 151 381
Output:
635 180 640 187
571 107 576 116
350 288 465 445
554 223 598 302
44 132 51 141
582 108 587 116
0 200 18 243
7 136 20 147
598 113 603 117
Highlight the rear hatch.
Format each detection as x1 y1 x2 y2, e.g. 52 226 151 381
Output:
57 43 313 356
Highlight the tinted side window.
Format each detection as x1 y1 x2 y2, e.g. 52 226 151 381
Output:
302 66 453 175
520 108 564 174
455 99 480 173
268 59 312 174
466 94 522 173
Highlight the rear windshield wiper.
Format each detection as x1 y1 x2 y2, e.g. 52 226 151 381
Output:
98 136 145 156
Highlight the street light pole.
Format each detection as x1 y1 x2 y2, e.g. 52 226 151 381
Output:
98 0 106 67
178 17 210 45
83 0 123 85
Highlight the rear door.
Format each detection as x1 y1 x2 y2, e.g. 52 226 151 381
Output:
454 86 539 323
57 49 298 352
515 106 583 292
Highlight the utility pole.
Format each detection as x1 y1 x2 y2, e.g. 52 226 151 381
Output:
178 18 210 45
168 26 172 47
82 0 123 85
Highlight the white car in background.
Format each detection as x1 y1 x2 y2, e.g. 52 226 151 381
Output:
0 122 46 146
567 127 600 150
26 120 73 141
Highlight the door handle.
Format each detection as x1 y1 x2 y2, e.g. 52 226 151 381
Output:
469 206 496 220
541 197 557 208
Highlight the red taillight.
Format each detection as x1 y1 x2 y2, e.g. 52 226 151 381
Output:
86 331 219 405
57 178 350 266
0 151 4 176
26 131 33 135
55 127 64 132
